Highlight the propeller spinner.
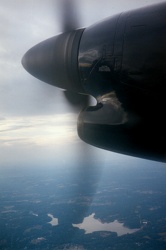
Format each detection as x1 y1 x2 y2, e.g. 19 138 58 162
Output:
22 29 85 94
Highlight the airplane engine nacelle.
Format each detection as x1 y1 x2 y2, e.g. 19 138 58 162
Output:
77 3 166 162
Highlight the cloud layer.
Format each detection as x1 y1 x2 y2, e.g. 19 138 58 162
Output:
0 114 78 147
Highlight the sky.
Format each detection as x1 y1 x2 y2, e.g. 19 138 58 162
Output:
0 0 165 169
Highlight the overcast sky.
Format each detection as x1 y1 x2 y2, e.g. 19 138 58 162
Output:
0 0 164 169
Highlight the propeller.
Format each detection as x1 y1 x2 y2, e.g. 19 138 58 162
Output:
59 0 81 32
22 0 97 232
21 1 113 245
22 0 89 110
59 0 89 108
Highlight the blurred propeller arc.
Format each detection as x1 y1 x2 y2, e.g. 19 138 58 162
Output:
58 0 90 107
59 0 81 32
22 0 98 230
22 0 90 109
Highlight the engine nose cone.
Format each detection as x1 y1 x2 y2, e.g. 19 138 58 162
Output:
22 36 59 86
22 29 85 93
